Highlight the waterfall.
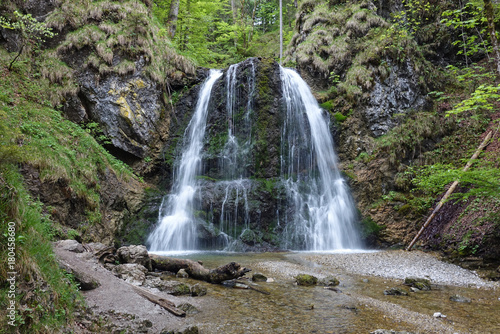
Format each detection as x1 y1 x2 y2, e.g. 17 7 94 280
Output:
280 67 361 250
148 70 223 252
148 60 361 253
217 62 256 250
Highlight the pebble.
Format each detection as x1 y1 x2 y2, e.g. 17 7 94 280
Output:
433 312 447 318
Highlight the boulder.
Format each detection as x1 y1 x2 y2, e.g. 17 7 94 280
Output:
56 239 84 253
295 274 318 286
176 268 189 278
117 245 152 271
59 262 100 291
112 263 148 286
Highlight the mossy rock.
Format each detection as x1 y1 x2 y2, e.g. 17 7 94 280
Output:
383 287 409 296
171 283 191 296
404 277 431 291
295 274 318 286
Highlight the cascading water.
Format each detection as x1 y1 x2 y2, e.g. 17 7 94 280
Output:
148 59 361 253
147 70 223 252
217 62 256 250
280 67 361 250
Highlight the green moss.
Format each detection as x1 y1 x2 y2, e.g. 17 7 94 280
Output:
295 274 318 286
360 217 383 239
320 100 334 110
333 111 348 123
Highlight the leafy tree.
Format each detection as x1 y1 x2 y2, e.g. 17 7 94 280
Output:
0 10 55 70
483 0 500 74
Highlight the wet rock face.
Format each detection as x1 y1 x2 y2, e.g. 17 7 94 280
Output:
78 58 163 159
364 59 428 137
159 58 285 251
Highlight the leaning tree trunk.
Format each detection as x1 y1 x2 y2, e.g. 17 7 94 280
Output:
149 254 251 284
483 0 500 75
167 0 180 38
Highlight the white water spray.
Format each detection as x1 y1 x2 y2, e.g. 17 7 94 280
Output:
148 70 223 251
280 67 361 250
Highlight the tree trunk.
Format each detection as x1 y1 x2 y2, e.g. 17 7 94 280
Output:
484 0 500 75
131 285 186 317
406 131 493 251
150 254 251 284
231 0 239 47
248 0 259 43
167 0 181 38
279 0 283 63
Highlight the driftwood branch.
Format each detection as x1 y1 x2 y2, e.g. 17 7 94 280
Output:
149 254 251 284
131 285 186 317
406 131 493 251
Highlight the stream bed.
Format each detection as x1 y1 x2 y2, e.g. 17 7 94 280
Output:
157 251 500 334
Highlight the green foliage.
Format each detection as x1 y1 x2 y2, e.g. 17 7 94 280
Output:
0 11 56 69
412 162 500 201
441 1 491 63
375 111 455 166
446 84 500 116
152 0 296 67
0 165 83 331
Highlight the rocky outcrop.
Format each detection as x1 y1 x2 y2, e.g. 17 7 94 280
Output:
363 59 428 137
20 164 145 245
77 58 163 159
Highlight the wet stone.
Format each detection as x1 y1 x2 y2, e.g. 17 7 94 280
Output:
252 273 268 282
449 294 471 303
177 303 200 315
319 275 340 286
176 268 189 278
191 283 207 297
404 277 431 291
383 287 409 296
295 274 318 286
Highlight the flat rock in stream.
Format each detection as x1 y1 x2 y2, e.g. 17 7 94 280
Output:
319 275 340 286
404 277 431 291
383 287 409 296
449 294 471 303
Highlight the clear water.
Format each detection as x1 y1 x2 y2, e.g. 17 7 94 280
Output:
148 70 223 251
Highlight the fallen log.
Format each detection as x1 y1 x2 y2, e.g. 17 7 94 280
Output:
131 285 186 317
149 254 251 284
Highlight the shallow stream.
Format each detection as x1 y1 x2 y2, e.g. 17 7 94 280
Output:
156 251 500 334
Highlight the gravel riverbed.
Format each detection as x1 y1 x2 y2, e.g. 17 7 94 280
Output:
258 250 499 289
